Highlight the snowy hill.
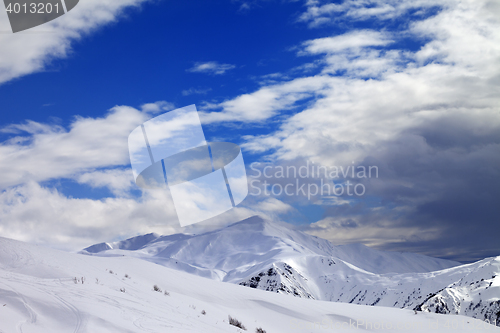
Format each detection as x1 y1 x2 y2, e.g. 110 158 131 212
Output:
2 237 494 332
81 216 500 327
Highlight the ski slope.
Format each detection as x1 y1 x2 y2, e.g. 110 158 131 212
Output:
0 236 497 332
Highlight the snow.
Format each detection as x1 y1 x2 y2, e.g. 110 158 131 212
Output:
1 236 497 332
80 216 500 327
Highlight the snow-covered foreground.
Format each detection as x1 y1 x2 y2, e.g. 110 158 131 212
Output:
1 237 497 333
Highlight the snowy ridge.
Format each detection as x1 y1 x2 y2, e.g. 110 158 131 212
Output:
82 216 459 276
84 233 160 253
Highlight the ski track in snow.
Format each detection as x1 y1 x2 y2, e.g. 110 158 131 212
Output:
1 275 85 333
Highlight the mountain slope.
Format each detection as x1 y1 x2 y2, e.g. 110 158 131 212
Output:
2 236 491 333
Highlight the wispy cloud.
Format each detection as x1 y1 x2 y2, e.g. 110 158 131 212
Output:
298 0 444 27
187 61 236 75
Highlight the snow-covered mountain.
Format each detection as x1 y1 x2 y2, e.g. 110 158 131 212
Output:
2 236 493 333
81 216 500 327
82 216 459 277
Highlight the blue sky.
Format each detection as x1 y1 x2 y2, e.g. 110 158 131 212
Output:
1 1 311 124
0 0 499 263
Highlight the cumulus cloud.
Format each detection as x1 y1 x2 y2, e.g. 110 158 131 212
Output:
187 61 236 75
0 0 151 85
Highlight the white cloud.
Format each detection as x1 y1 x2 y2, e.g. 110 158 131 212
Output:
141 101 176 114
301 30 401 78
298 0 450 27
301 30 393 54
0 0 151 85
187 61 236 75
0 181 181 251
0 180 292 250
256 197 295 213
76 169 136 197
0 105 147 189
200 75 332 123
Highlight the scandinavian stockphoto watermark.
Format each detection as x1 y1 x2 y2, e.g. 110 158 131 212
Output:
128 105 248 227
249 161 378 199
127 105 376 226
3 0 79 33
